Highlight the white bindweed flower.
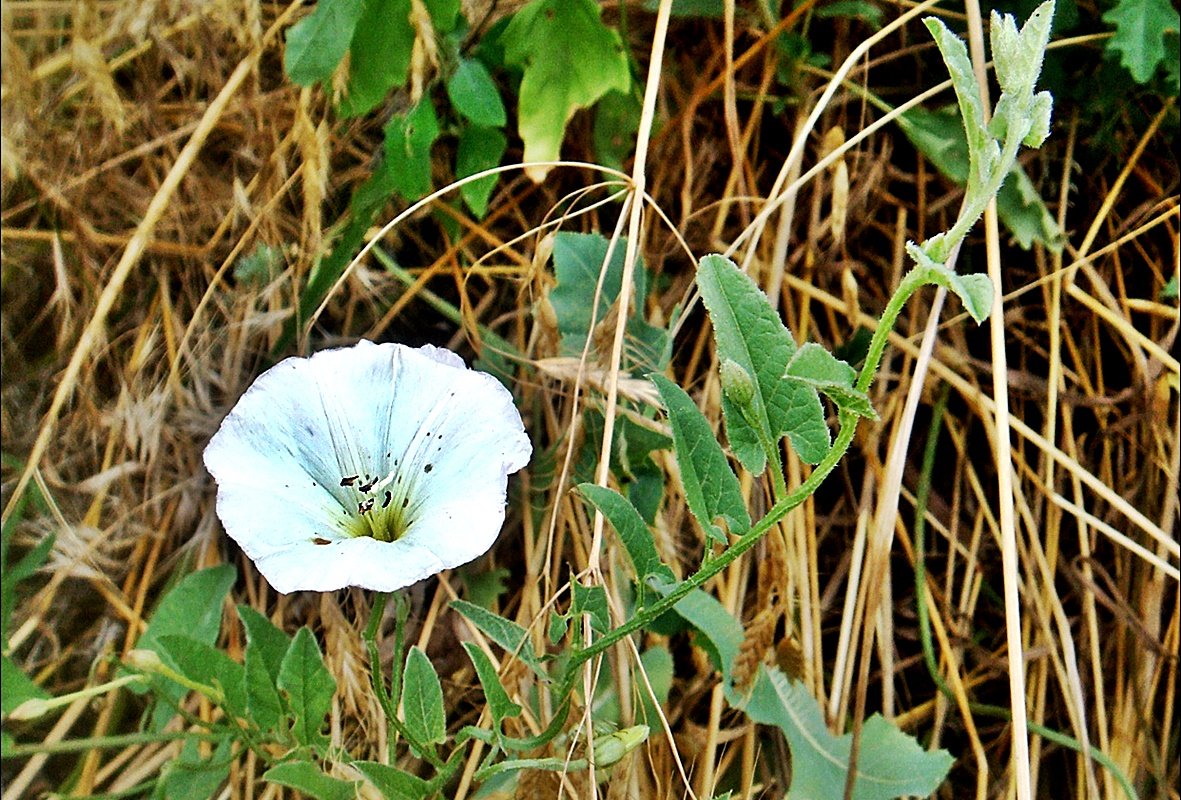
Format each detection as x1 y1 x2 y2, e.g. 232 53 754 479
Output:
203 340 531 594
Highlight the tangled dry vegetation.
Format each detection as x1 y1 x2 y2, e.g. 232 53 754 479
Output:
1 1 1177 798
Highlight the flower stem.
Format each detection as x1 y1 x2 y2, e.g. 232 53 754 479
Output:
363 592 445 769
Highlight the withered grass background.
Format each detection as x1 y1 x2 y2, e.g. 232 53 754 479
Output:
1 1 1177 798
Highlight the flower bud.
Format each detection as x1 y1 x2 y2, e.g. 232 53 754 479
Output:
719 359 755 407
592 724 649 768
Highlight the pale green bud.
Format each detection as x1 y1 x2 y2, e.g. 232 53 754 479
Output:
719 359 755 407
592 724 649 768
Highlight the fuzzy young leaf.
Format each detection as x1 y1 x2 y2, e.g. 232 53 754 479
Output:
283 0 367 86
650 373 750 544
401 647 446 753
456 125 507 218
907 243 995 323
501 0 631 182
277 627 336 749
352 761 432 800
923 18 991 187
696 254 829 468
264 762 358 800
784 344 877 419
990 1 1054 98
740 665 953 800
450 600 546 678
448 58 507 127
339 0 414 118
462 641 522 729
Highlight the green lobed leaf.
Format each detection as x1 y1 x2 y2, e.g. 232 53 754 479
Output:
501 0 631 181
339 0 414 118
448 58 507 127
401 646 446 752
352 761 432 799
283 0 367 87
456 125 507 218
277 627 336 749
383 99 441 202
264 762 358 800
740 665 953 800
462 641 523 729
244 643 285 733
450 599 546 678
784 343 877 420
650 373 750 544
696 254 829 468
1103 0 1180 84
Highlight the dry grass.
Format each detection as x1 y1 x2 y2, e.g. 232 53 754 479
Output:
2 1 1177 798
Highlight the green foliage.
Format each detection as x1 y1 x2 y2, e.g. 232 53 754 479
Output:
1 472 53 715
339 0 415 118
278 627 337 750
283 0 367 86
547 232 670 375
401 646 447 757
501 0 631 178
1102 0 1180 84
740 665 954 799
650 373 750 545
264 761 358 800
450 599 545 678
462 642 523 732
353 761 433 799
383 100 441 203
154 736 234 800
696 254 830 469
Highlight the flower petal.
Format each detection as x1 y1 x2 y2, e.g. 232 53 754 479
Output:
204 340 531 593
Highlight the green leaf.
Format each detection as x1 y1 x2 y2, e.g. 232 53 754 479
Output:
650 373 750 544
784 343 877 420
384 99 441 201
740 665 953 800
154 736 233 800
450 599 546 678
245 643 285 733
277 627 336 749
572 582 611 633
264 762 358 800
353 761 432 799
594 88 642 173
1103 0 1180 84
401 646 446 753
636 646 673 727
236 605 292 683
339 0 414 118
696 254 829 468
462 641 523 729
156 635 248 719
649 576 744 688
1 654 48 715
895 106 1063 251
2 531 54 647
138 565 236 658
907 243 995 323
456 125 507 218
283 0 367 86
576 484 674 585
816 0 885 29
501 0 631 180
448 58 507 127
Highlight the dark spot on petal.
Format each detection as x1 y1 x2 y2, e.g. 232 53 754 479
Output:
358 498 375 514
382 490 392 509
341 475 359 487
424 464 433 473
312 537 332 545
359 477 378 493
402 496 409 508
